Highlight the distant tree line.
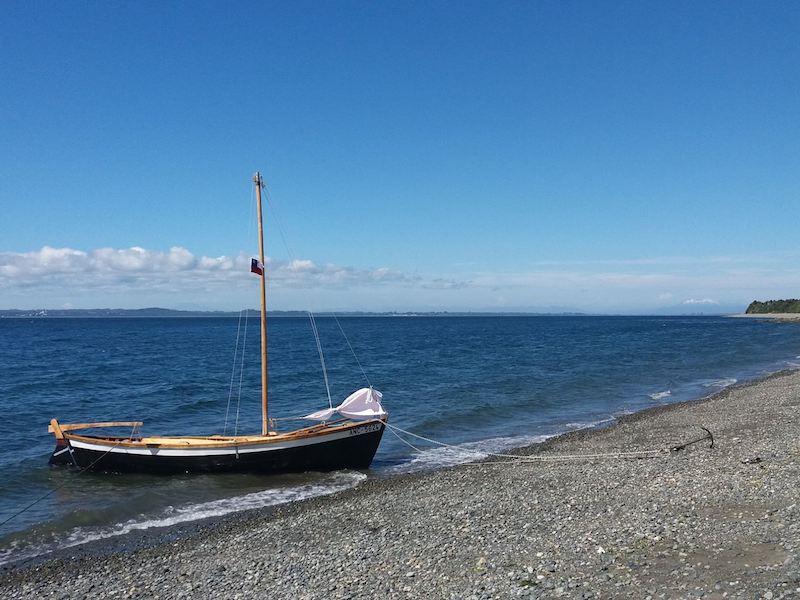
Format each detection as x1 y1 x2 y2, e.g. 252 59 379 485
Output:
746 299 800 314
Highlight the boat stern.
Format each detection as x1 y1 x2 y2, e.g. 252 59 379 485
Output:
47 419 72 465
49 438 73 465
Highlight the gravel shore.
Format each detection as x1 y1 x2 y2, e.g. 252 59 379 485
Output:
3 370 799 598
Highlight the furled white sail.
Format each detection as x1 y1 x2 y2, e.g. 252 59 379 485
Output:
304 387 386 421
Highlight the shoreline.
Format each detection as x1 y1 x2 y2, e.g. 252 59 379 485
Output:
0 363 776 571
730 313 800 322
3 368 799 597
1 368 776 571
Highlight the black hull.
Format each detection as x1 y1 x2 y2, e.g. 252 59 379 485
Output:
50 424 385 475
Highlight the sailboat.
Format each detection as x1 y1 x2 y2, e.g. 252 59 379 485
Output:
47 172 387 474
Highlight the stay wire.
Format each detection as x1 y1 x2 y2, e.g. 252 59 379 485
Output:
261 182 336 402
223 309 244 435
224 179 257 431
308 311 333 408
234 307 249 436
262 182 372 388
331 312 371 388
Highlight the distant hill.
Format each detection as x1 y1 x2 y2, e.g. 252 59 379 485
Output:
745 299 800 314
0 308 589 318
0 308 283 318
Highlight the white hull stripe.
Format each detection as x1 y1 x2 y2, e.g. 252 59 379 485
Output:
68 423 382 458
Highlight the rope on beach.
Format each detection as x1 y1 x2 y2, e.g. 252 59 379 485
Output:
385 422 685 464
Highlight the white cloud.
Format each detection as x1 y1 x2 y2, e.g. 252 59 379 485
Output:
2 246 799 312
526 250 800 268
0 246 446 293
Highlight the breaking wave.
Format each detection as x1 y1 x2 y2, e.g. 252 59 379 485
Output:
0 471 366 567
565 417 616 430
648 390 671 400
702 377 738 388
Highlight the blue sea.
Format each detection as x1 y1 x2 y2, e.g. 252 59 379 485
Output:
1 315 799 564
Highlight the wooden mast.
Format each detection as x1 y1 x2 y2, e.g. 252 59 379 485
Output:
254 172 269 435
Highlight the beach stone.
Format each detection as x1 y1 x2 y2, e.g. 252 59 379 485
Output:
3 370 800 598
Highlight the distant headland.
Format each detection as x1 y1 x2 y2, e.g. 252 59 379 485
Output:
745 299 800 314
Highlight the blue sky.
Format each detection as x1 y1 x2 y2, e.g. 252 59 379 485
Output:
1 1 798 312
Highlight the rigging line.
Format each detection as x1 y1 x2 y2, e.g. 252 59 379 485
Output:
270 415 313 421
331 312 371 387
262 182 337 403
223 308 245 435
332 312 369 385
230 179 257 437
262 184 298 266
234 307 249 436
0 439 126 529
247 177 257 256
308 311 333 408
262 183 370 385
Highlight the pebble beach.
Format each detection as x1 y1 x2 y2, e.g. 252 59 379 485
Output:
2 370 799 599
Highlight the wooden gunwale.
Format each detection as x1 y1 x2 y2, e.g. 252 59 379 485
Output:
48 421 143 434
61 417 386 449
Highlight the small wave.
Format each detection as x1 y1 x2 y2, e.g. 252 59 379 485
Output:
565 417 616 430
702 378 738 388
612 408 635 417
0 471 365 567
387 433 553 473
648 390 671 400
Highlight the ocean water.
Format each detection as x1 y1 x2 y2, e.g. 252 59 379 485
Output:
1 315 799 564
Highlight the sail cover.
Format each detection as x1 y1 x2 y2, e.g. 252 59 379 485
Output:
303 387 386 421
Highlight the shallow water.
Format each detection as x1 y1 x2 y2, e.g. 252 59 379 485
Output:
1 315 798 564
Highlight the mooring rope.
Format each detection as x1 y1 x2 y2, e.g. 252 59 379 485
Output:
0 439 126 529
385 422 670 463
386 425 555 467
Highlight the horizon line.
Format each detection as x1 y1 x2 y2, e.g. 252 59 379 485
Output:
0 307 740 318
